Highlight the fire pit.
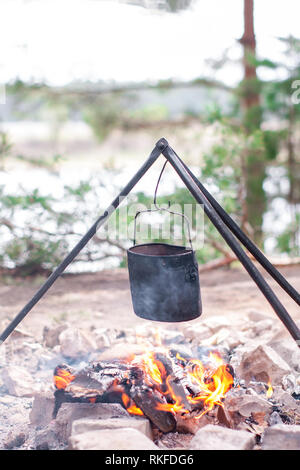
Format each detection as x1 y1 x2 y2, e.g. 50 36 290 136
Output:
52 347 234 433
1 316 300 450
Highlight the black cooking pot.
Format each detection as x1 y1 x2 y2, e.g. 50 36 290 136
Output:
127 241 202 322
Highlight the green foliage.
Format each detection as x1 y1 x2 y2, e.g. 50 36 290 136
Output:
242 104 263 133
204 103 224 123
1 187 54 211
245 53 278 70
237 76 263 102
262 130 286 161
276 213 300 256
0 132 13 170
156 79 176 90
5 237 68 276
128 104 169 122
3 33 300 268
64 181 92 198
15 153 64 169
83 95 124 142
0 177 98 274
165 0 193 12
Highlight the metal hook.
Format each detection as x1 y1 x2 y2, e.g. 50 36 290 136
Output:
153 160 168 210
133 161 194 249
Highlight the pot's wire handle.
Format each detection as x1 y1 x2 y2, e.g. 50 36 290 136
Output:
133 161 193 249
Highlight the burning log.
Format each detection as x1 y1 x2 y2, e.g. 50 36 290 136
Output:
52 363 130 418
52 349 234 432
120 361 177 432
129 386 176 433
168 351 205 407
153 352 192 412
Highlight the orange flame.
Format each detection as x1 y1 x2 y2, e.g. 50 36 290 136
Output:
54 350 234 420
135 351 165 386
166 352 234 419
156 375 185 413
121 393 144 416
54 367 75 390
134 350 233 419
126 403 144 416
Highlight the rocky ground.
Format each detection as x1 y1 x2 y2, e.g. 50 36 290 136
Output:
0 265 299 450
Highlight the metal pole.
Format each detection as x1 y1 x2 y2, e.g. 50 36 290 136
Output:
1 137 299 347
0 144 162 345
175 151 300 307
160 139 300 346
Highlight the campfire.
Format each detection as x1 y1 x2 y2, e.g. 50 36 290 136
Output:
52 348 234 433
1 315 300 451
0 138 299 450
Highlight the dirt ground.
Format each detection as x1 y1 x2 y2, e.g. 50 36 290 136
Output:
0 264 299 343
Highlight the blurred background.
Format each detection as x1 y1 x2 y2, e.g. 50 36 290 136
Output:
0 0 299 276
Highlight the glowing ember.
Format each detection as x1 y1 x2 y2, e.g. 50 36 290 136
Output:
121 393 144 416
54 365 75 390
53 349 234 421
129 349 233 419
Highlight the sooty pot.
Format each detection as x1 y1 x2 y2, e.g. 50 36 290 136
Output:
127 242 202 322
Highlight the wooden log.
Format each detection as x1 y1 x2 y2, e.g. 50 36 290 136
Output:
71 360 132 392
52 382 130 418
52 354 214 429
129 385 176 433
154 352 192 412
52 362 131 417
53 389 98 418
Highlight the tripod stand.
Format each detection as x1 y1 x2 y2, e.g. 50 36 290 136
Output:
1 138 299 346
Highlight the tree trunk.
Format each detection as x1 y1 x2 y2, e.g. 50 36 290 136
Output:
240 0 266 246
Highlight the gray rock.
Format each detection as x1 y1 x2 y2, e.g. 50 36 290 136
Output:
236 344 291 385
3 431 26 449
248 380 269 395
71 417 153 440
282 374 300 395
92 328 111 349
202 316 233 333
1 365 40 397
158 432 194 450
269 338 300 372
200 327 246 349
189 424 256 450
69 428 158 450
96 343 145 361
34 426 62 450
29 391 55 427
59 327 97 359
55 402 129 442
268 411 283 426
247 310 271 323
224 389 272 418
262 424 300 450
176 414 210 435
252 319 274 336
43 324 68 348
273 390 300 412
183 324 212 341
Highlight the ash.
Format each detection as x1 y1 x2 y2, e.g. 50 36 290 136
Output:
0 310 300 450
